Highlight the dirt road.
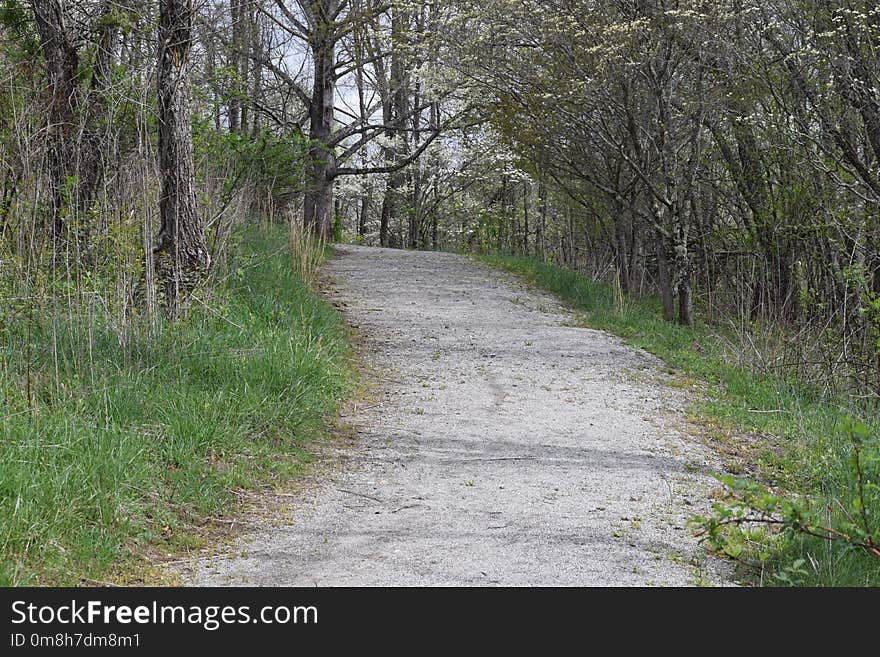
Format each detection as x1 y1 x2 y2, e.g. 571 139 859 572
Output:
182 245 727 586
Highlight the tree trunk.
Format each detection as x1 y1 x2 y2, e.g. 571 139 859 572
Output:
672 211 693 326
238 1 249 134
249 6 263 138
538 180 547 259
522 181 529 256
156 0 210 314
627 212 641 293
407 64 422 249
379 7 410 247
31 0 79 239
380 189 392 246
678 280 693 326
430 101 440 250
614 209 631 295
303 1 337 240
303 145 334 239
359 192 369 239
431 202 438 249
656 235 675 322
227 0 242 133
355 45 369 240
377 81 394 247
205 30 221 131
379 141 406 248
31 0 115 241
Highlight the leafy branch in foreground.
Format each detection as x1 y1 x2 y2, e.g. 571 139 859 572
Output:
697 417 880 580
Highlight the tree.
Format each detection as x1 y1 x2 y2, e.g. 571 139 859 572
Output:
250 0 451 238
156 0 210 312
29 0 119 242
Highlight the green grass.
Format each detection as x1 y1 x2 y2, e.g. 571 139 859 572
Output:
0 227 351 585
481 254 880 586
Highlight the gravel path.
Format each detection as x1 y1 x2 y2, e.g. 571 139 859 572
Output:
182 245 728 586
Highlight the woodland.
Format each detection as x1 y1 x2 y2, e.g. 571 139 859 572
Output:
1 0 879 585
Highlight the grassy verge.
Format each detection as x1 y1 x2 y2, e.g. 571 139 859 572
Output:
481 254 880 586
0 227 351 585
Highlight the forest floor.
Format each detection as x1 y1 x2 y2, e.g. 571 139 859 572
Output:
177 245 731 586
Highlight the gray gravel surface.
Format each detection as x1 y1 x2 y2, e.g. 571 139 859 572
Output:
180 245 729 586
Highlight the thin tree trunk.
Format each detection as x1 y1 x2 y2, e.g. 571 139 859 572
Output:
430 100 440 249
380 189 392 246
206 31 221 131
523 181 529 256
359 192 369 239
499 176 509 253
227 0 241 133
629 220 641 293
614 205 631 294
379 7 409 248
656 235 675 322
538 180 546 259
672 210 693 326
409 77 422 249
238 1 250 133
355 31 369 240
249 3 263 138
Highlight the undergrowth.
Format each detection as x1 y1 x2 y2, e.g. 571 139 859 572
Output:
0 226 350 585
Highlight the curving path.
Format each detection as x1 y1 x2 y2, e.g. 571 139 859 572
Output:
181 245 728 586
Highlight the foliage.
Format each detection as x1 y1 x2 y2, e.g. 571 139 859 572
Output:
0 228 351 585
416 0 880 394
193 121 310 201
